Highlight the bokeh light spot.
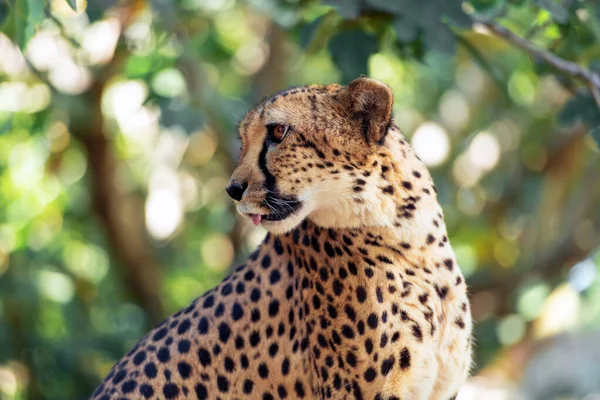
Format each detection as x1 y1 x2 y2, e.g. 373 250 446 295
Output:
410 122 450 167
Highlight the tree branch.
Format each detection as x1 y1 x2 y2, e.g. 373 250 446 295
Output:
476 20 600 109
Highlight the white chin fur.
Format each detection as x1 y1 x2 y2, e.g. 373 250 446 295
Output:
261 211 308 234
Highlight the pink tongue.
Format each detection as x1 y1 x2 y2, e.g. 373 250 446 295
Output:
250 214 262 226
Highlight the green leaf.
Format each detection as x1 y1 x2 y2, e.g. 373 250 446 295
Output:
591 127 600 150
157 98 205 133
65 0 77 12
0 1 9 27
1 0 46 49
328 29 378 83
393 14 419 43
535 0 569 23
85 0 118 23
469 0 507 20
364 0 402 13
323 0 360 20
300 12 341 53
369 0 466 55
558 90 600 129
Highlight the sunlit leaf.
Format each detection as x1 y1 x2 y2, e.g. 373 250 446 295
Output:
535 0 569 23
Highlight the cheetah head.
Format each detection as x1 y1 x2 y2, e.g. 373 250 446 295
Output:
227 77 404 234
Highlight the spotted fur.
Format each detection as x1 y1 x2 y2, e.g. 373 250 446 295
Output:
91 77 472 400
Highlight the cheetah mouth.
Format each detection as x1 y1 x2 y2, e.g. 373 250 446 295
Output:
255 196 303 225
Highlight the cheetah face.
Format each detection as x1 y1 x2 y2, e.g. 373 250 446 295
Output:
227 77 394 234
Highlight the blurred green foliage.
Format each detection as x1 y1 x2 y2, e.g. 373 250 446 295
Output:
0 0 599 399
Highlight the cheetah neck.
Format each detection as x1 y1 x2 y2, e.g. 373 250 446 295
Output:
308 127 449 252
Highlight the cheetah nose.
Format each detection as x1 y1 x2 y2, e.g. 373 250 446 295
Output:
226 180 248 201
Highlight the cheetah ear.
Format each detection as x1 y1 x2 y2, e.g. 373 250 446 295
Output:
341 77 394 145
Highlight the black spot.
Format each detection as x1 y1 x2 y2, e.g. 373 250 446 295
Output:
241 354 249 369
198 348 212 366
163 383 179 399
367 313 378 329
311 236 321 252
140 384 154 398
270 269 281 284
122 380 136 393
341 324 355 339
243 379 254 394
157 347 170 363
324 242 335 257
250 288 261 302
376 287 383 303
224 357 235 372
251 308 261 322
294 381 306 398
346 351 357 367
195 383 208 399
381 356 395 375
282 358 290 375
435 284 449 299
402 181 412 190
380 333 388 348
400 347 411 369
364 367 377 382
444 259 454 271
177 319 191 335
177 361 192 379
356 286 367 303
312 295 321 310
214 302 225 317
231 303 244 321
344 304 356 321
365 338 373 354
144 362 157 378
274 239 284 254
152 327 168 342
218 322 231 343
348 262 358 275
133 351 146 366
412 325 423 341
221 283 233 296
269 300 280 316
217 375 230 393
278 385 288 398
244 270 255 281
258 363 269 378
382 185 394 194
262 255 272 269
269 342 279 357
250 330 261 347
197 317 209 334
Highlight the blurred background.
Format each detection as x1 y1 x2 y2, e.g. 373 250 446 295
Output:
0 0 599 399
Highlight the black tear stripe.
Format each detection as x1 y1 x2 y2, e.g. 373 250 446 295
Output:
257 137 303 222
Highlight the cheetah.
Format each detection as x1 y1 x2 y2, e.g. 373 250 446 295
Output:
91 77 473 400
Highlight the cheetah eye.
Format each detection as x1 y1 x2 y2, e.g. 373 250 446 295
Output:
267 124 290 143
